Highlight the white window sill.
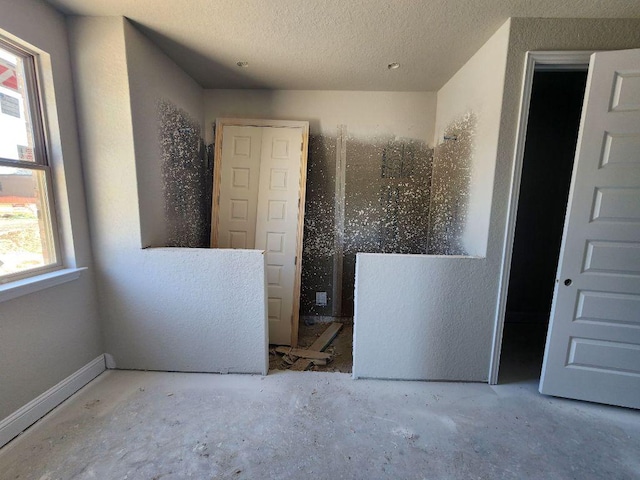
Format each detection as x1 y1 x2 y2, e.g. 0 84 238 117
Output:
0 267 87 303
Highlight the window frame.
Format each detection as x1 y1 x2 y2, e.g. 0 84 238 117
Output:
0 36 63 284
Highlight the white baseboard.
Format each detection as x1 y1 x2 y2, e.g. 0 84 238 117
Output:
0 354 106 449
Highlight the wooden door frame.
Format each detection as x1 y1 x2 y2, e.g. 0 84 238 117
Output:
211 118 310 347
488 52 592 385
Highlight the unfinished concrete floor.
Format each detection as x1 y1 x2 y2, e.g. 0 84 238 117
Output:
1 370 639 480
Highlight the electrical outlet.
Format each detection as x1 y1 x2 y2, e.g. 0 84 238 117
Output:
315 291 328 306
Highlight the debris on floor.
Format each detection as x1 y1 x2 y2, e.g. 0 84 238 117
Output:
274 347 332 360
3 370 638 480
270 321 352 373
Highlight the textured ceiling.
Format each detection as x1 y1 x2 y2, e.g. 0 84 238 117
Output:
45 0 640 91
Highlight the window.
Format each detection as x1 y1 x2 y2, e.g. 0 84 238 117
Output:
0 37 60 283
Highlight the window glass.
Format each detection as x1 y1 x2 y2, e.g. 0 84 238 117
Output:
0 39 59 282
0 47 36 162
0 166 55 276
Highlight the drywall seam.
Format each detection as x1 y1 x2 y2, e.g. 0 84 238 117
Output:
332 124 346 316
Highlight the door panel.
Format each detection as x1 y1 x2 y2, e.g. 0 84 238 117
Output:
217 126 262 248
214 122 307 346
540 49 640 408
254 127 303 345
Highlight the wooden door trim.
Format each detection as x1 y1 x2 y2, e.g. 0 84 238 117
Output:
292 123 309 347
489 51 592 385
211 118 310 348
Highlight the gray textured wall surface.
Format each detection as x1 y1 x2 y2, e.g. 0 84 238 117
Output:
428 114 475 255
342 135 433 315
158 101 212 248
0 1 104 421
300 134 337 316
300 132 436 317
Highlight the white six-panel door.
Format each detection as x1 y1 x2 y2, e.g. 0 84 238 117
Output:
215 123 305 345
217 126 263 249
540 49 640 408
254 127 304 345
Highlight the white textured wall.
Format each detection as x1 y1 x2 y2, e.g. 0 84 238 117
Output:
354 18 640 382
0 0 103 419
353 254 492 380
101 248 267 373
353 23 510 382
491 18 640 266
486 18 640 377
204 90 436 143
124 20 204 248
434 20 510 257
69 17 268 374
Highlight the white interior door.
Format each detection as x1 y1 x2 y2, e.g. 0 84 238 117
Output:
214 121 307 346
254 127 304 345
540 49 640 408
217 126 262 248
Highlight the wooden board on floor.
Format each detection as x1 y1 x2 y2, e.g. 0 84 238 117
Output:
275 347 332 360
290 323 343 371
307 322 343 352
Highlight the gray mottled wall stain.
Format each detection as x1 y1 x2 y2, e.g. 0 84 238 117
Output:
158 101 213 247
341 136 433 315
428 113 476 255
301 133 434 317
157 110 474 316
301 135 337 316
344 136 433 254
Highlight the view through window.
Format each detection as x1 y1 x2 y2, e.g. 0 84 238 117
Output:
0 39 59 282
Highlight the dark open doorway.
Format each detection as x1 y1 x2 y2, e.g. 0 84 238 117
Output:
499 68 588 383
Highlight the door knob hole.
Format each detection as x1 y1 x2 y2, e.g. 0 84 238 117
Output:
564 279 572 286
